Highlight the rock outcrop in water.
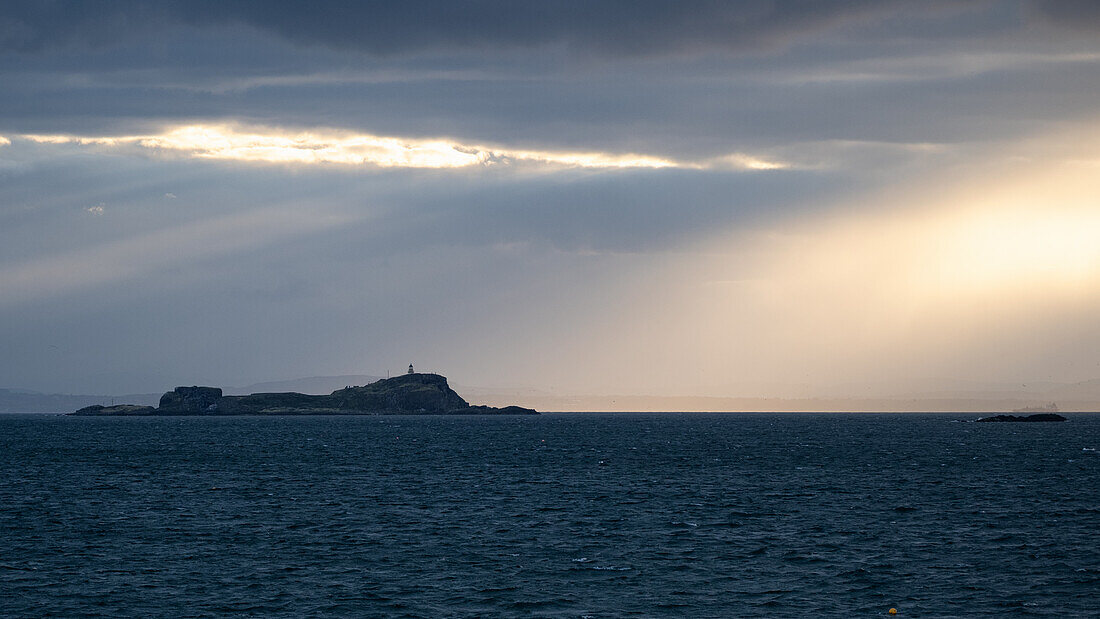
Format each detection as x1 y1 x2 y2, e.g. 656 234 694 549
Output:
975 413 1067 422
72 373 537 416
68 404 157 416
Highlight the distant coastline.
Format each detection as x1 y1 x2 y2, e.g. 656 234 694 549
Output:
6 375 1100 414
70 373 537 416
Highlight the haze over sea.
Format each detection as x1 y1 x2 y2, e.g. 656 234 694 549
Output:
2 413 1097 617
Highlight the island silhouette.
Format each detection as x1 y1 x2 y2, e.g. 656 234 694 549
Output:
70 373 536 416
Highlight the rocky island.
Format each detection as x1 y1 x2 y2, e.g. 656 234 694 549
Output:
71 373 537 416
975 413 1067 422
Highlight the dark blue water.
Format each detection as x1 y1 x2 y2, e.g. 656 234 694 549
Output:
1 413 1097 618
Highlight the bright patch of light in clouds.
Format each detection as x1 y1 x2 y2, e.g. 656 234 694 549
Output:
706 153 789 170
142 125 484 168
17 124 785 171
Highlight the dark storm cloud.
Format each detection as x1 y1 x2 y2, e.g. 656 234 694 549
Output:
6 52 1100 154
2 0 983 56
3 0 1094 149
176 0 981 56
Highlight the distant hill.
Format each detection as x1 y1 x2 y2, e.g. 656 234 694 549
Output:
226 375 384 395
0 375 385 412
9 374 1100 413
0 388 160 413
470 393 1100 413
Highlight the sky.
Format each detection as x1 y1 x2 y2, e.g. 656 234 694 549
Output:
2 1 1100 396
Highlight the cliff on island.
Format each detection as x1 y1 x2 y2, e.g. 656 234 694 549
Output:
71 373 537 416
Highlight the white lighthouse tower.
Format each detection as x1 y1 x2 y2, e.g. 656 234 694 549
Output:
407 363 414 375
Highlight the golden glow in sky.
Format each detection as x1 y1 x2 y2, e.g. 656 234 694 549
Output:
6 123 1099 397
655 142 1100 392
12 124 787 171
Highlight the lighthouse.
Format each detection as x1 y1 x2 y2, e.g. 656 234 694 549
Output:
407 363 414 374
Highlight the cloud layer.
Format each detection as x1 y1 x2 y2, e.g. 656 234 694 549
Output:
1 1 977 55
2 2 1100 396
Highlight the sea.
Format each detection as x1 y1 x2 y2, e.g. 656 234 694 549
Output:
1 412 1097 618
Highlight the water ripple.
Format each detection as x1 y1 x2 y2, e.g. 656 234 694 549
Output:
1 412 1098 617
